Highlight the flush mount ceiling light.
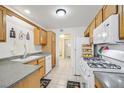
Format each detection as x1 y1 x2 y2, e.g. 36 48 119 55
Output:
24 9 31 14
60 35 65 38
56 9 66 17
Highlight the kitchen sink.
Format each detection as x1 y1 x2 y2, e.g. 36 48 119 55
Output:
11 55 41 62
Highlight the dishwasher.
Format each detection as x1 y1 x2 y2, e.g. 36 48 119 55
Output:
45 55 52 75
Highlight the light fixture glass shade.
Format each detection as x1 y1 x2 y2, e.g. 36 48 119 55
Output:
56 9 66 16
60 35 65 38
24 9 31 14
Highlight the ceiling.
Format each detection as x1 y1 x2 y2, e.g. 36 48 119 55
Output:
8 5 102 29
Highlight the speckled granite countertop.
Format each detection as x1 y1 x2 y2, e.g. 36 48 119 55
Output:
0 52 51 88
94 72 124 88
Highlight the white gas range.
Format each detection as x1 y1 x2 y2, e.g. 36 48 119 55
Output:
80 57 124 88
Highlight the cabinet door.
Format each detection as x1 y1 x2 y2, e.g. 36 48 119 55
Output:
103 5 118 21
14 70 40 88
89 20 95 44
95 9 103 27
38 57 45 78
42 32 52 52
34 27 41 45
27 70 40 88
0 7 6 42
52 33 56 67
118 5 124 39
84 27 90 37
41 29 47 45
95 78 103 88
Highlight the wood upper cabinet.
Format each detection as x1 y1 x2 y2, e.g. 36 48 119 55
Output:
103 5 118 21
0 6 6 42
34 27 41 45
41 29 47 45
118 5 124 39
89 20 95 44
42 32 52 52
34 27 47 45
95 9 103 27
84 27 90 37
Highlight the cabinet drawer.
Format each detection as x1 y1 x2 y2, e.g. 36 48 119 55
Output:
39 66 45 77
38 61 45 67
38 57 45 62
27 60 37 65
38 58 45 66
38 57 45 78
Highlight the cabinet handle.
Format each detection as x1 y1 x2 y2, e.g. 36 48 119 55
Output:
40 66 44 68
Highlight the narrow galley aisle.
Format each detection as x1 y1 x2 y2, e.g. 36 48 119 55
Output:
44 58 82 88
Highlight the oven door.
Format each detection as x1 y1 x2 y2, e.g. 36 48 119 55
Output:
80 60 95 88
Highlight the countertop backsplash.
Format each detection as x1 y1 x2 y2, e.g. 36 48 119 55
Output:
0 16 41 59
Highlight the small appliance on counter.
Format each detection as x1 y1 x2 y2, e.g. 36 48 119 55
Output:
10 27 16 38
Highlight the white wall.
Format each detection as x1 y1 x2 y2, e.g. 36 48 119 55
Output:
0 16 41 59
50 27 85 75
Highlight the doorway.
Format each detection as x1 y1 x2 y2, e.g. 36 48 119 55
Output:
59 34 71 60
64 39 71 58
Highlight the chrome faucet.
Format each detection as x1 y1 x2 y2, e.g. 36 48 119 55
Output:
22 43 28 59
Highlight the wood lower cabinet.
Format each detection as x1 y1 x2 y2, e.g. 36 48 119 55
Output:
37 57 45 78
26 60 37 65
95 78 103 88
0 6 6 42
103 5 118 21
26 58 45 78
14 58 46 88
118 5 124 39
13 70 40 88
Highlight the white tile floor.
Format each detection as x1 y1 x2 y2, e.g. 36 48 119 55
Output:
44 58 82 88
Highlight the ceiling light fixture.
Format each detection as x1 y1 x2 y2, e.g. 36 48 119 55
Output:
56 9 66 17
24 9 31 14
60 35 65 38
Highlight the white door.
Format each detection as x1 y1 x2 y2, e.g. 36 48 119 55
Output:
64 39 71 58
